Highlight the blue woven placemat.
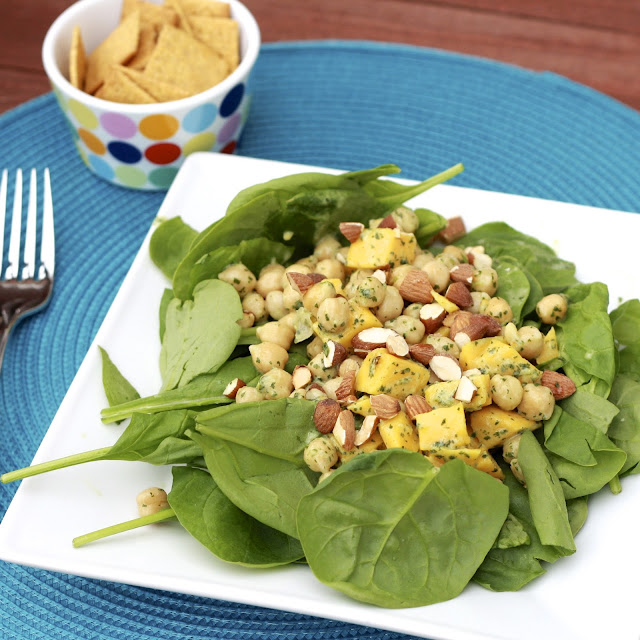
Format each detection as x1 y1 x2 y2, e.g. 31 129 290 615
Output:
0 40 639 640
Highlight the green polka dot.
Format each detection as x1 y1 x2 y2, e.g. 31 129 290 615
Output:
149 166 179 188
68 99 98 129
183 132 216 156
115 166 147 188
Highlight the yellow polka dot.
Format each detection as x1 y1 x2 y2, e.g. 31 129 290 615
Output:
68 99 98 129
78 128 106 155
183 132 216 156
139 114 179 140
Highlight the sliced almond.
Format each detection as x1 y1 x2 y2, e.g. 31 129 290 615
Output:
541 370 577 400
449 263 474 286
370 393 401 419
419 302 446 333
454 375 477 402
355 414 380 446
291 365 313 389
352 327 399 354
287 272 315 295
377 214 398 229
430 354 462 381
313 398 341 433
339 221 365 243
386 333 409 357
372 269 389 284
404 394 432 421
223 378 246 399
409 342 436 365
333 409 356 450
323 340 348 368
398 269 434 304
445 282 473 308
463 368 482 377
335 370 357 405
438 216 466 244
449 312 499 341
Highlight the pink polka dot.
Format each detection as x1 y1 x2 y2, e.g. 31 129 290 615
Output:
218 112 241 145
101 112 137 139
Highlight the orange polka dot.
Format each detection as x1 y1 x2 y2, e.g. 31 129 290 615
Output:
78 128 106 155
139 114 179 140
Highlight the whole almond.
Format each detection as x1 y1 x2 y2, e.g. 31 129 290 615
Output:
377 214 398 229
449 263 475 286
223 378 246 399
446 282 473 308
404 394 432 421
335 370 357 405
339 221 365 243
398 269 434 304
386 333 410 357
449 312 487 341
438 216 466 244
541 370 577 400
313 398 341 433
333 410 356 450
370 393 401 419
409 343 436 365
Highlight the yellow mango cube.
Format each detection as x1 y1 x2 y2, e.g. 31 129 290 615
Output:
347 395 374 416
426 447 504 480
346 228 417 269
537 327 560 365
460 337 541 383
468 405 539 449
332 430 385 464
325 278 345 297
416 403 470 451
431 290 459 313
313 300 382 347
379 411 420 452
355 348 431 399
424 375 492 411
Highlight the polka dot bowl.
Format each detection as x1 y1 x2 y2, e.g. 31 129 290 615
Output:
42 0 260 190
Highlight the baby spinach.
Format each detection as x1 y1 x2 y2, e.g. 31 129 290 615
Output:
413 208 447 246
169 466 304 567
559 388 619 433
493 256 531 325
158 288 174 342
149 216 198 279
297 450 508 608
610 298 640 347
607 375 640 475
99 347 140 413
160 279 242 390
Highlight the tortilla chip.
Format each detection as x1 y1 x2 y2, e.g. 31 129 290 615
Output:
163 0 194 34
127 22 157 69
69 25 87 89
120 0 139 19
120 66 190 101
95 65 156 103
180 0 230 18
85 10 140 94
144 24 228 95
189 16 239 70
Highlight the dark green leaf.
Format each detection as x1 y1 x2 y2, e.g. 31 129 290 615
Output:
99 347 140 414
149 217 198 280
493 256 531 326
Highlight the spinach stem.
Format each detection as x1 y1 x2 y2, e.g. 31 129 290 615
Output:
609 476 622 495
1 447 112 484
72 508 177 548
101 395 231 423
240 327 257 337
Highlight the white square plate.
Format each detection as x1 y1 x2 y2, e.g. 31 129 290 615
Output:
1 153 639 640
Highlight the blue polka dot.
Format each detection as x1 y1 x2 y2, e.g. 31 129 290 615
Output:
183 103 217 133
220 84 245 118
88 154 114 181
107 141 142 164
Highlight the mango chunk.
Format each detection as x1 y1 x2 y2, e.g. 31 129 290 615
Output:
460 337 541 383
416 403 470 451
379 411 420 452
424 374 491 411
537 327 560 365
332 430 385 464
431 290 459 313
426 446 504 480
313 300 382 347
356 348 430 399
346 227 417 269
468 405 539 449
347 395 374 416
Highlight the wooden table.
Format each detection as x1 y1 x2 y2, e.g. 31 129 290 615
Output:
2 0 639 114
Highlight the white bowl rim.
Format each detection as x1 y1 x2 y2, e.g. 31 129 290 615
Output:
42 0 261 114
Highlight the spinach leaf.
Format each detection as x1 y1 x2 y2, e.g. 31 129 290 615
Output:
158 288 174 342
149 217 198 280
101 357 256 424
297 450 508 608
518 430 575 554
160 279 242 390
169 466 304 567
566 496 589 536
610 298 640 346
607 375 640 475
413 208 447 246
493 256 531 325
99 347 140 413
618 343 640 381
492 513 530 549
559 388 619 433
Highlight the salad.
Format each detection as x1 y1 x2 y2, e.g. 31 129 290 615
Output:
3 163 639 609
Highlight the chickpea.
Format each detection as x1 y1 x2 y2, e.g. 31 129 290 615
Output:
281 264 311 290
304 436 339 473
385 315 425 344
278 312 297 332
484 297 513 326
536 294 568 325
412 252 435 269
502 434 521 463
257 368 294 400
306 386 328 401
308 353 337 382
315 258 345 281
517 383 555 421
318 469 336 482
403 302 423 319
289 388 307 400
323 376 343 401
256 263 285 297
442 245 468 264
376 285 404 322
314 235 342 260
136 487 169 517
518 326 544 360
468 291 490 314
237 310 255 328
502 322 522 351
317 297 350 334
466 246 493 269
354 276 386 308
490 374 523 411
249 342 289 373
306 335 324 359
391 206 419 233
218 263 256 297
256 321 294 350
344 269 374 298
423 334 460 358
236 386 264 403
303 280 337 315
471 267 498 296
265 290 287 320
242 292 268 324
436 252 458 270
510 458 525 484
296 255 318 270
282 283 303 313
339 356 363 377
422 260 450 292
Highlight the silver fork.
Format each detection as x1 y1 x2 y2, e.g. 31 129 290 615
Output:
0 169 55 372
